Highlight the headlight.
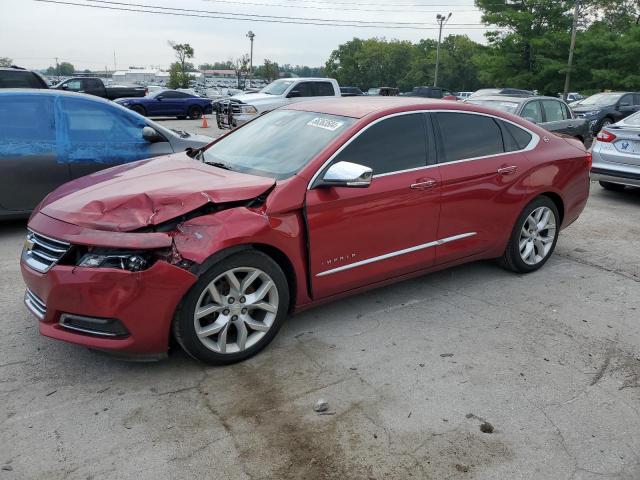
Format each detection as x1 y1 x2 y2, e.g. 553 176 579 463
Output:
119 101 131 106
238 104 258 115
584 110 600 116
78 250 152 271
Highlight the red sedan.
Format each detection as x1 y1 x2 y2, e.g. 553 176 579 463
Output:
21 97 591 363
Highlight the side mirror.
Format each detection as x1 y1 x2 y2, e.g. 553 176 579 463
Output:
60 84 68 90
524 116 539 124
142 126 163 143
318 161 373 188
287 90 301 98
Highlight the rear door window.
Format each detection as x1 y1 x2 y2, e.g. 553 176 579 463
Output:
332 113 427 175
0 94 55 145
435 112 504 163
521 101 543 123
314 82 335 96
541 100 565 122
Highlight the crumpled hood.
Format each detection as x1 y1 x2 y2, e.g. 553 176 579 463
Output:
39 153 275 232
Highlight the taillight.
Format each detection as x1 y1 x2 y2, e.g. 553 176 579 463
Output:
585 151 592 169
596 130 616 142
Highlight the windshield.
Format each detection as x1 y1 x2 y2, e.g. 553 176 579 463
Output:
579 93 623 107
467 99 520 114
203 110 355 179
261 79 295 95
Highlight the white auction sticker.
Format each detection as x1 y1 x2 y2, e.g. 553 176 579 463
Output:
306 117 344 131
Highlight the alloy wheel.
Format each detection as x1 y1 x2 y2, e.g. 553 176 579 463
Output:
518 206 557 265
193 267 279 354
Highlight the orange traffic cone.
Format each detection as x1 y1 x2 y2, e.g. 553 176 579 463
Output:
201 115 209 128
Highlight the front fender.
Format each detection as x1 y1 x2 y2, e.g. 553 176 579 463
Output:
172 207 311 307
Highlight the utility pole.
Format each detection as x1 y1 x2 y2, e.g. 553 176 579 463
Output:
563 0 580 101
113 51 117 72
246 31 255 88
434 12 451 88
55 57 59 78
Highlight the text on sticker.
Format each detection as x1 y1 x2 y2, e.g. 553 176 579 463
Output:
307 117 344 131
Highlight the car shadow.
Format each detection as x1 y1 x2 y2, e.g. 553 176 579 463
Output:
594 184 640 206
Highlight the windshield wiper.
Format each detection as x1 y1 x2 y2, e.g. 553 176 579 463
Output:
207 161 234 171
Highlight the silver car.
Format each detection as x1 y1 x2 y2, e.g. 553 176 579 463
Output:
591 111 640 190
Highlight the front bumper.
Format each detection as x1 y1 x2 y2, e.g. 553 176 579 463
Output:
21 258 197 356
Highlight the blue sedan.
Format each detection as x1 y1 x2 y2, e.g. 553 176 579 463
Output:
115 89 213 119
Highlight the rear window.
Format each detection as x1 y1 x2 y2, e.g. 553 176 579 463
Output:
501 121 533 151
0 70 47 89
314 82 335 96
435 112 504 163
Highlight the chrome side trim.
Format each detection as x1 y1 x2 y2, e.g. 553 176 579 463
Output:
24 289 46 320
315 232 476 277
307 109 540 189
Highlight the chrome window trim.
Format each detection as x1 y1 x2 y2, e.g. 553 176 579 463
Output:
316 232 476 277
307 109 540 189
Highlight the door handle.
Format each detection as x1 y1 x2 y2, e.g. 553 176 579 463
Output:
497 165 518 175
410 179 438 190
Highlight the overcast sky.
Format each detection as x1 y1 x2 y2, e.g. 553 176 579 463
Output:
1 0 489 71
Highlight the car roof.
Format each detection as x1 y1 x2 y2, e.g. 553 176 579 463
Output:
285 96 494 119
0 88 114 102
469 95 563 103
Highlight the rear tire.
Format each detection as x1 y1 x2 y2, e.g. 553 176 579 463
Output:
177 115 187 120
172 250 289 364
188 106 203 120
500 196 560 274
599 181 626 192
131 105 146 116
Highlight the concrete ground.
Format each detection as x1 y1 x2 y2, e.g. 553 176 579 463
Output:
1 184 639 480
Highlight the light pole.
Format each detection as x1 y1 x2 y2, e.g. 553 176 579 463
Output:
246 30 255 89
434 12 451 88
563 0 580 101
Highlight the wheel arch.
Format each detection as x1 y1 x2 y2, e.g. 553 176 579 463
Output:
539 191 565 226
191 243 297 313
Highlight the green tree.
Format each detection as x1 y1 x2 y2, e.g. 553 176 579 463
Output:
168 42 195 88
0 57 13 67
255 59 279 82
58 62 75 76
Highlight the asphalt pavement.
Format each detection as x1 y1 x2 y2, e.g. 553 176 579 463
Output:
1 183 639 479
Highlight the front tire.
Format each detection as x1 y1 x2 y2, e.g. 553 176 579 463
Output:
500 196 560 273
599 181 626 192
173 250 289 364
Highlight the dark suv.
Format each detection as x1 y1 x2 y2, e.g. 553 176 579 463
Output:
571 92 640 134
0 66 49 89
